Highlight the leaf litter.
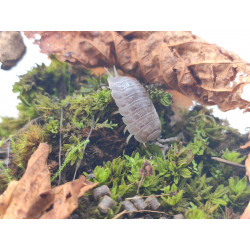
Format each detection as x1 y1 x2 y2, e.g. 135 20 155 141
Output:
0 143 97 219
25 31 250 112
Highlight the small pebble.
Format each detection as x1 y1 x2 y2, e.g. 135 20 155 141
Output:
92 185 111 201
145 196 161 210
130 196 147 210
122 200 137 218
98 195 115 214
173 213 185 219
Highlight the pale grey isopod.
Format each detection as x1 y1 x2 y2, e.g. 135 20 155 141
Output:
105 66 162 144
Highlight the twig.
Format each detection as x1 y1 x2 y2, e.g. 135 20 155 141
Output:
72 115 95 180
58 108 63 185
211 157 245 168
137 175 145 195
125 193 173 200
112 209 170 219
112 210 128 219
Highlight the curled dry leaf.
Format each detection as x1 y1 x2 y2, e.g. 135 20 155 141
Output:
240 141 250 149
245 153 250 182
241 201 250 219
39 176 97 219
0 143 51 219
24 31 250 111
0 143 97 219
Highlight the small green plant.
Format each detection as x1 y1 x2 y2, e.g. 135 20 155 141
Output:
205 184 229 207
227 176 250 209
147 85 172 107
51 138 89 182
94 119 118 130
162 144 193 184
0 160 13 183
188 129 209 156
185 203 209 219
46 117 60 135
93 166 111 185
161 183 184 206
222 148 246 164
62 136 89 167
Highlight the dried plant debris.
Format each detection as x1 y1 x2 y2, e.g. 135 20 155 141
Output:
241 141 250 150
0 143 97 219
245 154 250 182
241 201 250 219
24 31 250 111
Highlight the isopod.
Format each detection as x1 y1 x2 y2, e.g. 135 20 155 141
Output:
105 66 162 144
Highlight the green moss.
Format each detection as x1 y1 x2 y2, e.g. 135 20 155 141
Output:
222 148 246 164
62 88 112 129
0 58 248 218
11 124 45 171
51 138 89 182
86 108 248 218
0 117 26 138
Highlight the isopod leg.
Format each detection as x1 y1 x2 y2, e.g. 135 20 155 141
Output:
157 132 184 143
123 126 128 134
126 133 133 144
153 141 169 161
154 132 184 161
112 110 120 115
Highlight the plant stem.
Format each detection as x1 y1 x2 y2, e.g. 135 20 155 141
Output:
72 115 95 180
58 108 63 185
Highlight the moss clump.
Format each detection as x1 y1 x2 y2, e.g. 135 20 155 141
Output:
11 124 45 170
0 58 248 219
79 106 249 218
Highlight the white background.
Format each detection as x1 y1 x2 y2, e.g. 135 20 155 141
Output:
0 0 250 248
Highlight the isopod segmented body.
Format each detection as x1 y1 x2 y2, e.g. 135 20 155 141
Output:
105 66 161 143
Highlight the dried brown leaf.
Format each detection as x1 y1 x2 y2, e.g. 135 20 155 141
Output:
245 153 250 182
39 176 97 219
0 181 19 218
0 143 51 218
0 143 97 219
25 31 250 111
240 141 250 149
241 201 250 219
